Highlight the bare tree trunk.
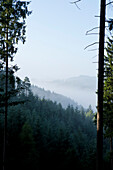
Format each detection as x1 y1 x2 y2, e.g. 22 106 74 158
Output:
110 137 113 170
3 24 8 170
97 0 106 170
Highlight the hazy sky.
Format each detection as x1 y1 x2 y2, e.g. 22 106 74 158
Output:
14 0 113 84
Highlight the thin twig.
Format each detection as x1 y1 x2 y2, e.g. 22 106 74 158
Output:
86 33 99 35
70 0 81 10
84 42 99 50
88 48 98 52
92 55 98 59
95 15 100 18
86 27 99 35
92 61 98 63
70 0 81 3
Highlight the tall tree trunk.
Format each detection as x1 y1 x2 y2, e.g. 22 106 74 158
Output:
3 23 8 170
110 137 113 170
97 0 106 170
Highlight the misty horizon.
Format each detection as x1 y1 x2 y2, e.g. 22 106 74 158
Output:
30 75 97 110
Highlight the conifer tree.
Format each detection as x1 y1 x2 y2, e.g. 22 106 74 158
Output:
103 35 113 169
23 76 31 96
0 1 31 169
97 1 106 169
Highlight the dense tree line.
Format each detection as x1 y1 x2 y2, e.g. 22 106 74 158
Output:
31 85 79 109
0 1 113 170
0 88 110 170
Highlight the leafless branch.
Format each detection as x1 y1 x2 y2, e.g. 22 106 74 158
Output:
70 0 81 3
95 15 100 18
70 0 81 10
88 48 99 52
86 33 99 36
86 27 99 35
92 55 98 59
84 42 99 50
92 61 98 63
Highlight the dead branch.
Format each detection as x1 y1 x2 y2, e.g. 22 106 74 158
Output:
70 0 81 3
86 33 99 36
95 15 100 18
70 0 81 9
86 27 99 35
92 55 98 59
88 48 99 52
92 61 98 63
84 42 99 50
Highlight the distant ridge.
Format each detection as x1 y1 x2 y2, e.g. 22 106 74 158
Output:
50 75 96 90
31 75 97 110
31 85 81 109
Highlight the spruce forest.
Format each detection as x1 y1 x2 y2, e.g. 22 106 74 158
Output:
0 0 113 170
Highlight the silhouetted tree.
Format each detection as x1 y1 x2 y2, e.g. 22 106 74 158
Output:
103 35 113 170
97 1 106 170
0 1 31 169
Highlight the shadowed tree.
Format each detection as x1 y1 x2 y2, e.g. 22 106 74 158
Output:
23 76 31 96
96 0 106 170
103 35 113 170
0 1 31 169
71 1 106 169
19 122 36 170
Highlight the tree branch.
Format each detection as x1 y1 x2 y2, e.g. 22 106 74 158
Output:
92 61 98 63
88 48 99 52
95 15 100 18
70 0 81 10
92 55 98 59
86 33 99 36
84 42 99 50
86 27 99 35
70 0 81 3
85 41 107 50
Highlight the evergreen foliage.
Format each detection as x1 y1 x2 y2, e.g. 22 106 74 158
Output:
0 1 112 170
103 35 113 168
0 92 103 170
104 35 113 138
0 0 32 103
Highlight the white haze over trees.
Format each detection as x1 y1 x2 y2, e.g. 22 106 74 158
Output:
31 75 97 110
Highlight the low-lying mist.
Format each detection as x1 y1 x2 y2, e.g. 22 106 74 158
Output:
31 75 97 111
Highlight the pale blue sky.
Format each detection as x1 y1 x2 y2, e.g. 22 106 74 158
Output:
15 0 101 83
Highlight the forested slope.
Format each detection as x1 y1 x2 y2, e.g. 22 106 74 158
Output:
0 92 104 170
31 85 80 109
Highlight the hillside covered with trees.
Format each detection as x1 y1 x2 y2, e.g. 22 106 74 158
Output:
0 90 108 170
31 85 80 109
0 83 110 169
0 1 113 170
